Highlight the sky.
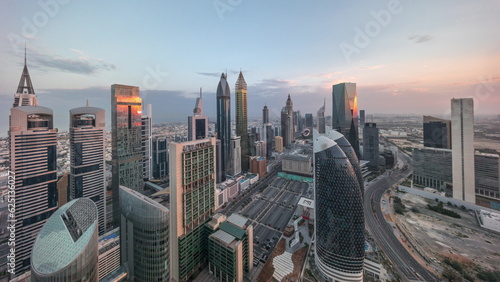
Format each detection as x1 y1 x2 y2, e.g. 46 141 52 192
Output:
1 0 499 135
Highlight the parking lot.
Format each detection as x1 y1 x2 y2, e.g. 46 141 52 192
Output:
241 199 270 220
252 224 282 263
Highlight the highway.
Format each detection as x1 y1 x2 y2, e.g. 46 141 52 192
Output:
364 151 438 281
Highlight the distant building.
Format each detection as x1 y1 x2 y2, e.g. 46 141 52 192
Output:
111 84 144 226
255 140 266 157
57 173 70 208
412 147 452 191
275 136 284 152
236 71 250 172
263 105 270 124
475 153 500 199
216 139 223 183
152 137 168 179
294 111 303 132
70 105 106 235
317 99 326 134
216 73 232 179
250 157 267 178
423 115 451 149
332 82 360 157
120 185 169 281
188 88 209 141
31 198 98 281
282 154 312 176
452 98 475 203
280 95 294 148
363 123 379 170
98 228 121 281
231 136 242 176
142 104 153 180
264 124 274 158
207 214 254 282
359 110 365 141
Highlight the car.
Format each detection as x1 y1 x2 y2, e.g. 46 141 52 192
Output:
254 260 259 266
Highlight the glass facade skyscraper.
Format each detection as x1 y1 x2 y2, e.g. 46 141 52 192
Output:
188 88 208 141
216 73 231 180
235 71 250 172
332 82 360 157
314 132 364 281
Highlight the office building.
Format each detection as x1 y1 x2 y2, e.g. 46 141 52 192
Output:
152 137 168 179
120 185 169 281
317 99 326 134
207 214 254 282
70 105 106 234
111 84 144 225
451 98 475 203
332 82 360 157
412 147 452 191
188 88 208 141
305 113 313 128
235 71 250 172
250 157 267 178
314 132 364 281
169 138 216 281
216 73 232 179
363 123 380 169
9 105 58 273
264 124 274 158
423 115 451 149
31 198 98 281
98 228 121 281
275 136 284 152
262 104 269 124
328 130 364 193
282 154 312 176
141 104 153 180
280 94 294 148
475 153 500 199
231 136 242 176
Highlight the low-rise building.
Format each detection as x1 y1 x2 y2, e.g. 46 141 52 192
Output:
282 154 312 176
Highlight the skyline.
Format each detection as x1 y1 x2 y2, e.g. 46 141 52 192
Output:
1 1 500 135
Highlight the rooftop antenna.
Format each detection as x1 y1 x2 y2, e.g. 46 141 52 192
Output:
200 87 202 98
24 43 27 66
86 99 89 107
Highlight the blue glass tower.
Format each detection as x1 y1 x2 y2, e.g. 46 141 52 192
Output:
216 73 231 180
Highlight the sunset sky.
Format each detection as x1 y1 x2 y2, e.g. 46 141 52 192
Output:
1 0 499 134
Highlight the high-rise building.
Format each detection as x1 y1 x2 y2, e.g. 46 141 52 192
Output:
250 157 267 178
262 104 269 124
13 49 37 107
120 185 169 281
423 115 451 149
235 71 250 172
317 99 326 134
98 228 121 281
188 88 208 141
294 111 303 132
70 105 106 234
363 123 380 170
451 98 475 203
264 124 274 159
216 73 231 180
314 131 364 281
207 214 254 282
141 104 153 180
275 136 284 152
216 139 223 183
111 84 144 226
412 147 452 191
332 82 360 157
230 136 242 176
328 130 364 193
169 138 216 281
9 105 58 273
31 198 98 281
475 153 500 199
152 137 168 179
305 113 313 128
280 94 294 148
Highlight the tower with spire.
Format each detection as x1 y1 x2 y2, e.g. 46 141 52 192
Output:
216 73 231 181
188 87 208 141
281 94 294 148
13 46 38 107
235 71 249 172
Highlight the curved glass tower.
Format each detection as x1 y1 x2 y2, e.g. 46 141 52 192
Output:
216 73 231 179
31 198 98 281
314 133 364 282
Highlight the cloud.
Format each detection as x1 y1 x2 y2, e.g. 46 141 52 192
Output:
26 50 117 75
197 72 222 77
409 35 434 44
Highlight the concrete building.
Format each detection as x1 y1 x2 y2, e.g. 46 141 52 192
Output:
152 137 168 179
231 136 242 176
188 88 209 141
111 84 144 225
207 214 254 282
9 105 58 273
363 123 379 170
332 82 360 157
98 228 121 281
282 154 312 176
412 147 453 191
451 98 475 203
141 104 153 180
250 157 267 178
120 185 169 281
169 138 216 281
275 136 284 152
31 198 98 281
423 115 451 149
70 105 106 234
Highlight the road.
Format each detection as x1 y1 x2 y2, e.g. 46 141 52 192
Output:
364 151 438 281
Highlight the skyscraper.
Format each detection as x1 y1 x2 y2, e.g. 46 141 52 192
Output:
12 48 37 107
188 88 209 141
314 131 364 281
452 98 475 203
317 99 326 134
216 73 231 180
9 106 58 274
235 71 250 172
169 138 216 281
111 84 144 226
294 111 303 132
141 104 153 180
280 94 294 148
152 136 168 179
328 130 364 193
363 122 380 170
230 136 242 176
262 104 269 124
120 185 170 281
332 82 360 157
69 105 106 234
31 198 99 281
423 115 451 149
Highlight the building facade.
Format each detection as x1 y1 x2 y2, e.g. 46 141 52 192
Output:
317 100 326 134
188 88 208 141
152 137 168 179
250 157 267 178
282 154 312 176
216 73 232 180
423 115 451 149
141 104 153 180
169 138 216 281
235 71 250 172
363 123 380 169
31 198 98 281
412 147 453 191
230 136 242 176
475 153 500 199
120 185 169 281
111 84 144 225
275 136 284 152
70 105 106 235
314 133 364 281
328 130 364 193
451 98 475 203
98 228 121 281
332 82 360 157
